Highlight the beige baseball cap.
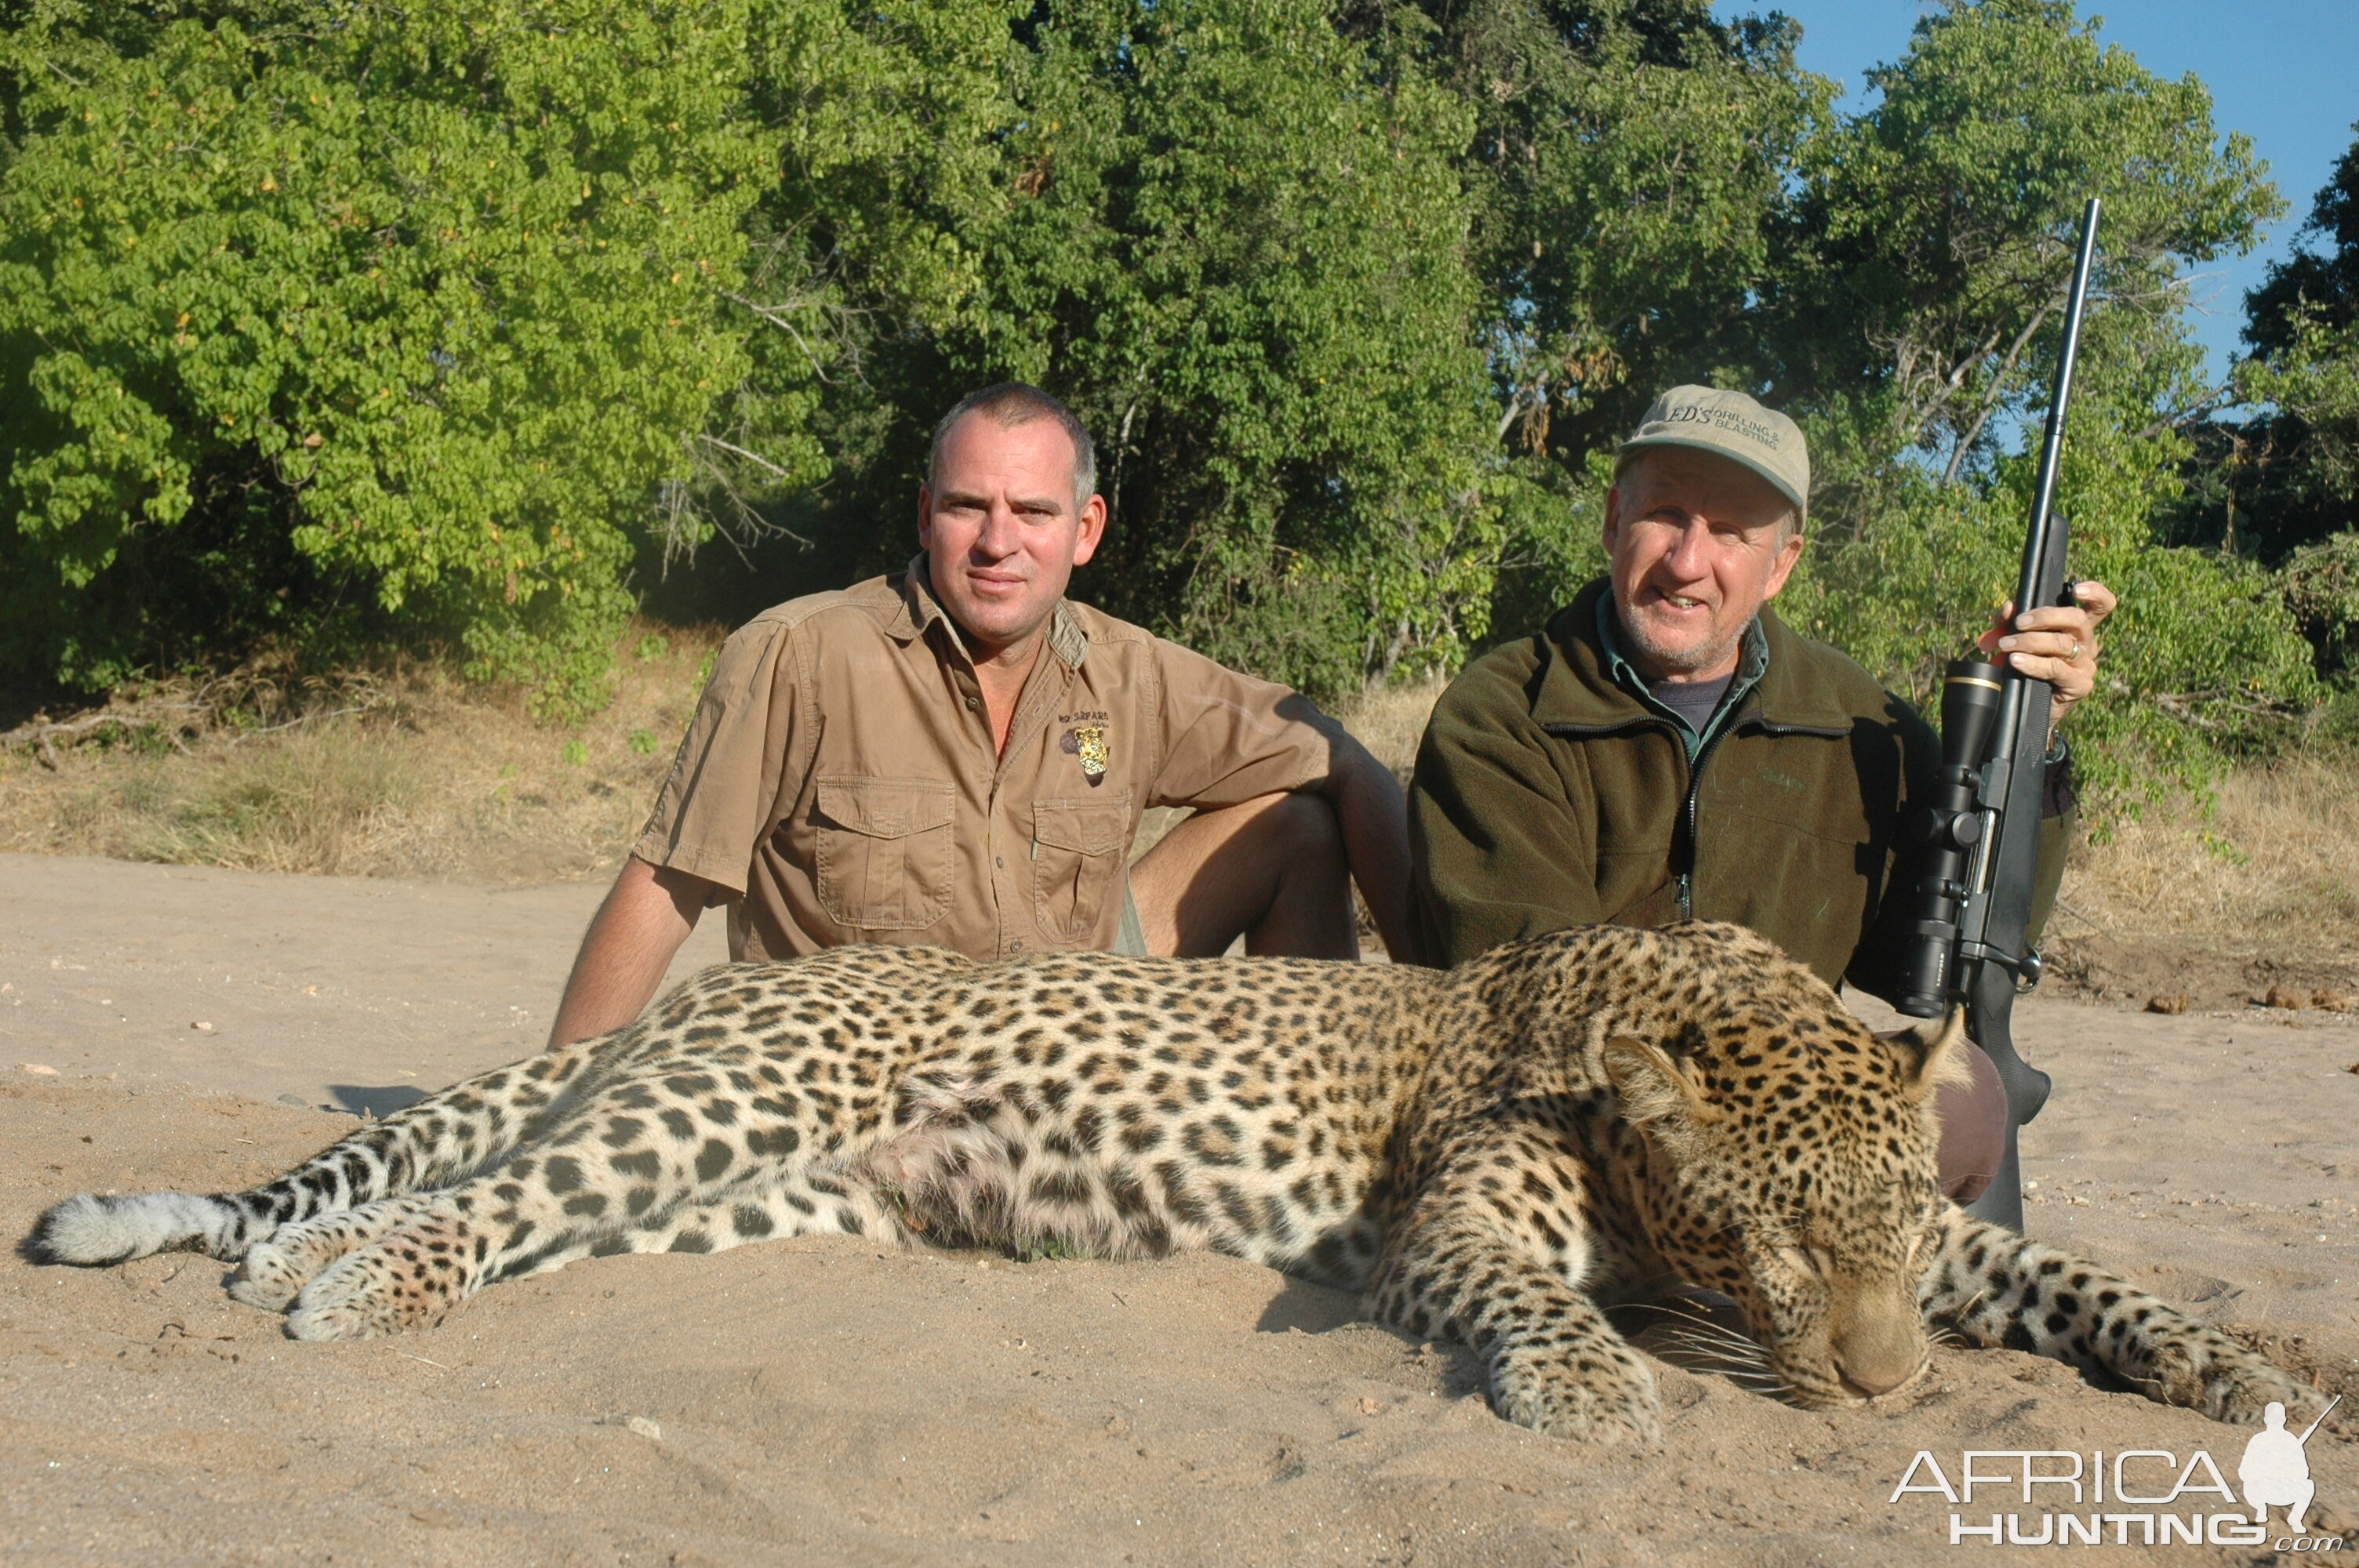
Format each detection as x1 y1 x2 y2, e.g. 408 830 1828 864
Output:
1618 384 1809 529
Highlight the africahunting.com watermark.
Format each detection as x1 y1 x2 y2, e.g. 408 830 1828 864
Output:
1887 1406 2343 1552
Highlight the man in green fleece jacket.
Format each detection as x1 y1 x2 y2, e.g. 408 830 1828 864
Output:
1408 386 2116 1202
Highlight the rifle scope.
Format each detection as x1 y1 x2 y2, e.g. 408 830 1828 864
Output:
1894 662 2006 1018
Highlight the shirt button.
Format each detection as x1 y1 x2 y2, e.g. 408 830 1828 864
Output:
1009 939 1023 954
965 695 981 712
995 855 1005 868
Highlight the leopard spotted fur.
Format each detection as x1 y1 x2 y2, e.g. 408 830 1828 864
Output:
27 922 2316 1443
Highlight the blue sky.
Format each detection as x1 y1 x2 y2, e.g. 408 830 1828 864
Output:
1714 0 2359 380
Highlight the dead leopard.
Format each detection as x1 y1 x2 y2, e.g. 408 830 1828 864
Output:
27 922 2317 1443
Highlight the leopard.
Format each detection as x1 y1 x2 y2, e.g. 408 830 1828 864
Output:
25 920 2316 1443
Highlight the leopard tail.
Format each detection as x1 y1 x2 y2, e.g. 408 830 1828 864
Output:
24 1029 620 1267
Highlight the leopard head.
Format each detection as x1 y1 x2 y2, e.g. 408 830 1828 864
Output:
1600 971 1965 1408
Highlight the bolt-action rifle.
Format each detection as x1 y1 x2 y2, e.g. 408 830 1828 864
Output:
1893 198 2102 1233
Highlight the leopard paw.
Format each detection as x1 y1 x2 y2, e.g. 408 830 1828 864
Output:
227 1196 437 1312
283 1221 471 1341
1488 1345 1663 1444
227 1240 307 1311
2146 1329 2322 1427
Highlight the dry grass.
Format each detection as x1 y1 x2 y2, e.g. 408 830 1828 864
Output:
7 641 2352 968
2 641 1433 888
2059 756 2359 960
0 624 726 885
1337 673 1451 785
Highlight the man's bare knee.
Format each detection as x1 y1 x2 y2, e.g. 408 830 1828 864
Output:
1256 790 1345 869
1241 793 1353 958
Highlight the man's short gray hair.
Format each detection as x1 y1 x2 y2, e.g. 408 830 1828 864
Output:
927 383 1098 513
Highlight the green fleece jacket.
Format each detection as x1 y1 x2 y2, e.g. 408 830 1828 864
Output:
1409 580 2069 1003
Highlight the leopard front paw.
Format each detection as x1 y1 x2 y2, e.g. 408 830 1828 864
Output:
1488 1345 1663 1444
2145 1328 2321 1427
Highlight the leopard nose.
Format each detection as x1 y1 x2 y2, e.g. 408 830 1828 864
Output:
1838 1364 1911 1399
1832 1317 1924 1398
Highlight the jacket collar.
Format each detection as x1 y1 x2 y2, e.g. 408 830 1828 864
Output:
1534 579 1854 735
888 555 1089 670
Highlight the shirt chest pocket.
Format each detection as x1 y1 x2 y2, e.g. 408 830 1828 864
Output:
1030 793 1133 946
813 776 957 931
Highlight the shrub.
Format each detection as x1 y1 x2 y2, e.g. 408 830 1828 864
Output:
0 0 773 716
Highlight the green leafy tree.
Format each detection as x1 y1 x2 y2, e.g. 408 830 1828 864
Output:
667 0 1017 563
1749 0 2314 800
1 0 2338 779
1399 0 1830 459
2245 125 2359 355
2245 317 2359 515
1769 0 2279 504
1 0 773 712
2205 128 2359 571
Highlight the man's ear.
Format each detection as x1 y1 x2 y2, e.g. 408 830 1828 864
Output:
1070 492 1107 568
1601 484 1623 556
1601 1034 1721 1134
1760 520 1806 601
1883 1008 1972 1103
916 483 936 553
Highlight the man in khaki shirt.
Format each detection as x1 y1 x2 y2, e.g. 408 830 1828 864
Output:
547 383 1414 1047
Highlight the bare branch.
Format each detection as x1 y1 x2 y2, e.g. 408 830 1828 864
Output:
225 706 366 744
2133 376 2237 442
1941 303 2055 486
695 431 800 481
721 290 837 382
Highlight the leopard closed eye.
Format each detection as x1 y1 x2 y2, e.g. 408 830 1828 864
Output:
25 923 2318 1444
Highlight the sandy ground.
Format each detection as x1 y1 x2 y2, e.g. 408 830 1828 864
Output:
2 852 2356 1566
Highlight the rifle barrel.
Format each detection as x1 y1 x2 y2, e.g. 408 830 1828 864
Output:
2016 198 2103 618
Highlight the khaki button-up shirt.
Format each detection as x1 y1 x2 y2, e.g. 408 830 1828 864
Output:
633 561 1344 960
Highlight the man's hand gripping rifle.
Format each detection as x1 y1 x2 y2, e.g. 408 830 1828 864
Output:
1895 198 2101 1233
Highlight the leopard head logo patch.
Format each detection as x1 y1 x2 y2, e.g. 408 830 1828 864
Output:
1060 724 1110 785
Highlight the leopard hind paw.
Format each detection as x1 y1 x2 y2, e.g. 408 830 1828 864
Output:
2146 1329 2326 1428
230 1196 440 1311
285 1210 474 1341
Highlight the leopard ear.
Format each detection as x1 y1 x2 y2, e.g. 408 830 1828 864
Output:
1884 1007 1972 1102
1601 1034 1721 1130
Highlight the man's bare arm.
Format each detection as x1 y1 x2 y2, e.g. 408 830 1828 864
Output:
546 858 716 1048
1320 734 1419 965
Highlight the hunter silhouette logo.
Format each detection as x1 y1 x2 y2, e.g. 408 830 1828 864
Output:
2241 1396 2339 1535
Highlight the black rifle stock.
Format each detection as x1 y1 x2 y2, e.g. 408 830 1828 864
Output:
1894 197 2101 1232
